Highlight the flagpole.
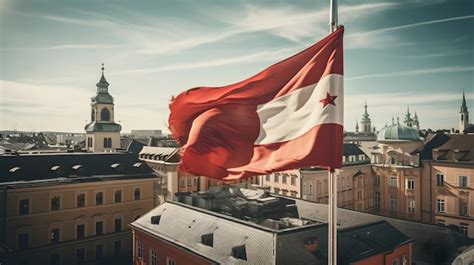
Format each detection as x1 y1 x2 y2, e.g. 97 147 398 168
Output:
328 1 338 265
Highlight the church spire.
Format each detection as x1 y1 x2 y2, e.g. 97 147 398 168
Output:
96 63 109 93
461 91 468 112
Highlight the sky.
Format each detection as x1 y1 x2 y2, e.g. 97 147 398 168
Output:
0 0 473 133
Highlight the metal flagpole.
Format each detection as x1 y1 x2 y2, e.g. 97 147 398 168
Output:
328 1 338 264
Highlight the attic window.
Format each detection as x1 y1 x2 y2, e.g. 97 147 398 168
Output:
51 166 61 171
72 165 82 170
232 245 247 260
9 167 21 173
201 233 214 247
151 215 161 225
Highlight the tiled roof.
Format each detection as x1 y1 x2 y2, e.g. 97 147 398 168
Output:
0 152 156 186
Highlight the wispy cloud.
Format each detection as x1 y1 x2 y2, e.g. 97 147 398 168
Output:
115 48 295 75
348 15 474 39
347 65 474 81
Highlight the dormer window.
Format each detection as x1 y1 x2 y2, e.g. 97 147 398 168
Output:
201 233 214 247
232 245 247 260
151 215 161 225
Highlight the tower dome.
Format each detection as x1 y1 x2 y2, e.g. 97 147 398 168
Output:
377 123 420 141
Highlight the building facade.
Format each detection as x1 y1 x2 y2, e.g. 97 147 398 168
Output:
420 134 474 238
0 152 161 265
84 64 122 152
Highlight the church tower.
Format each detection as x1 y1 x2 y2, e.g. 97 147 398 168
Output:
404 107 414 128
413 111 420 131
84 64 122 152
460 91 469 133
360 100 372 133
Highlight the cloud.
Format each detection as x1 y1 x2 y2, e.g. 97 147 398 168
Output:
114 48 296 75
347 15 474 39
346 65 474 81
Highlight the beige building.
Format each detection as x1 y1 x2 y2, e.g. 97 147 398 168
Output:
371 120 423 221
84 64 122 152
260 169 301 198
420 134 474 238
0 152 160 265
301 144 373 211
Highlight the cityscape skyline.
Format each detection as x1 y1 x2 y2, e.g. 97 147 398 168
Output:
1 0 473 133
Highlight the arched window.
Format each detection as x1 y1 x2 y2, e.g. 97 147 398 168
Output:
103 138 108 148
91 109 95 121
101 108 110 121
108 138 112 148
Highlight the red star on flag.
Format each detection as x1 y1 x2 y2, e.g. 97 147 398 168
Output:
319 92 337 107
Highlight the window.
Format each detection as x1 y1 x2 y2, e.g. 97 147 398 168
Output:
95 192 103 205
76 224 85 239
282 174 288 184
138 241 143 258
51 196 60 211
75 248 85 264
50 253 60 265
134 188 141 200
460 223 469 236
407 179 415 190
114 240 122 256
95 244 104 259
201 233 214 247
179 178 185 188
108 138 112 148
100 108 110 121
103 138 108 148
114 218 122 232
374 175 380 186
389 175 397 187
19 199 29 215
359 155 365 161
309 184 313 195
232 245 247 260
51 229 60 244
402 256 408 265
437 219 446 226
114 190 122 203
460 202 469 216
437 199 445 213
77 193 85 208
357 191 362 200
194 177 198 186
459 176 468 188
18 233 29 250
167 257 176 265
151 250 157 265
437 173 444 186
265 175 270 182
407 196 415 213
95 221 104 235
349 155 356 162
291 175 296 186
274 174 279 183
392 258 399 265
390 195 397 211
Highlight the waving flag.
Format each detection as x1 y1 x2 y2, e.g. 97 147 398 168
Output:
169 26 344 180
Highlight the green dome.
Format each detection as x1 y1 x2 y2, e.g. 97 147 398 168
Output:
377 124 420 141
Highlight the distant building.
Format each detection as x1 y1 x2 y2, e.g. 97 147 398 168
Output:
300 143 373 212
130 130 162 139
371 119 423 221
0 151 161 265
260 143 373 212
84 64 122 152
131 187 413 265
344 102 377 143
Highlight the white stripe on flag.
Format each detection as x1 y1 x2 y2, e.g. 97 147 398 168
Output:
255 74 343 145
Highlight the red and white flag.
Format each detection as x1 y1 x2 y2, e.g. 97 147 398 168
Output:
169 26 344 180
